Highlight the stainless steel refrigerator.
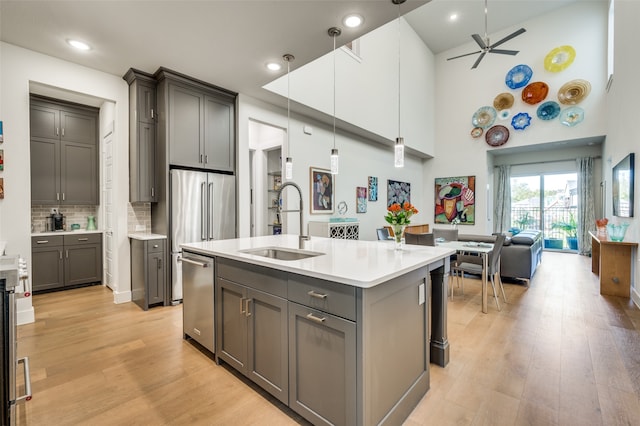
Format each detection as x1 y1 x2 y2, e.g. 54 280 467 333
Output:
170 169 236 303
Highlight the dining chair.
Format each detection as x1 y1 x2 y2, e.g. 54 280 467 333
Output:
432 228 459 242
451 234 507 310
376 228 390 240
405 232 435 246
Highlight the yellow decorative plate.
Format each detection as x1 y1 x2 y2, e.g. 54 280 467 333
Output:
544 45 576 72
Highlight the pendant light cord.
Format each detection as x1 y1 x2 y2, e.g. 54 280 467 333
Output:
332 31 337 150
287 59 291 154
397 1 401 138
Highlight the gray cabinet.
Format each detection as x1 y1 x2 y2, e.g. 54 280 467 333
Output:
29 96 99 206
124 69 157 203
156 69 236 173
287 281 357 426
130 238 165 310
216 259 288 404
31 233 102 293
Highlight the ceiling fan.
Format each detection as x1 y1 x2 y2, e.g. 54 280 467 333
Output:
447 0 526 69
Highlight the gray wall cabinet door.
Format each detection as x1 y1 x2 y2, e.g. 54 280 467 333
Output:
60 141 98 205
246 288 289 405
288 302 357 426
169 83 204 169
133 121 156 202
30 104 60 139
30 138 61 205
147 248 165 306
64 239 102 287
60 109 96 144
131 238 166 310
203 95 234 172
32 245 64 292
138 82 156 124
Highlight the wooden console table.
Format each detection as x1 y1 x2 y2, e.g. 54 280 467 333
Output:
385 223 429 236
590 231 638 297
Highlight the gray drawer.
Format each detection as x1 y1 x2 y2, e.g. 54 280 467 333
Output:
64 233 102 246
147 239 165 253
288 274 356 321
31 235 64 248
217 258 287 298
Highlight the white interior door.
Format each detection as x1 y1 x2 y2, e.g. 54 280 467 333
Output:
103 122 115 290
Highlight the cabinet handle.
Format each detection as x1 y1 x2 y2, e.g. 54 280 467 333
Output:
65 250 69 258
307 290 328 300
61 128 65 137
157 258 162 269
306 313 326 324
150 108 155 119
78 238 89 242
245 298 252 317
239 298 245 315
153 244 159 248
56 193 60 201
36 240 49 244
200 154 204 164
59 251 63 260
205 155 209 164
151 187 155 198
62 193 65 201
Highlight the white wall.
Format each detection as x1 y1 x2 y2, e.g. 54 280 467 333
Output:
264 18 435 157
607 0 640 305
0 42 130 323
238 95 424 241
427 1 608 234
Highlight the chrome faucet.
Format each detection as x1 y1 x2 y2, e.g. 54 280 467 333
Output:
277 181 310 249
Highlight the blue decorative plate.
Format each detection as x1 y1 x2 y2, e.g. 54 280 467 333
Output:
498 109 511 120
471 106 497 129
537 101 561 120
505 64 533 89
559 106 585 127
511 112 532 130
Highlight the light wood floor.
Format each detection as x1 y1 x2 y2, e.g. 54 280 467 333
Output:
16 252 640 425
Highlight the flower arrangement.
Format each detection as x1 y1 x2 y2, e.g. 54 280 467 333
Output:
384 202 418 225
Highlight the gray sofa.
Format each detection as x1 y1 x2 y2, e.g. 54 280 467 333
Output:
455 230 543 284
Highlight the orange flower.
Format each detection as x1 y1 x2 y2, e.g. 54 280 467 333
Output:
384 202 419 225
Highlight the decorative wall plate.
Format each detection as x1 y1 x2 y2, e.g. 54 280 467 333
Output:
499 109 511 120
521 81 549 105
471 106 497 129
544 45 576 72
511 112 532 130
537 101 561 120
471 127 484 138
505 64 533 89
558 79 591 105
485 125 510 147
559 106 585 127
493 93 514 111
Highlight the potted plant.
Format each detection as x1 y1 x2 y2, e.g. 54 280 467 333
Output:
551 212 578 250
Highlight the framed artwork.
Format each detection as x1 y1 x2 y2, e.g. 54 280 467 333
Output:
309 167 334 214
387 179 411 207
434 176 476 225
0 178 4 199
368 176 378 201
0 121 3 143
0 150 3 171
356 187 367 213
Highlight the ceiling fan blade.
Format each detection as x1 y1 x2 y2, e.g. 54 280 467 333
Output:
447 50 482 61
471 34 487 49
490 28 526 49
489 49 519 56
471 52 487 69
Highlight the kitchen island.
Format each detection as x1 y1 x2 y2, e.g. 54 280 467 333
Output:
181 234 455 426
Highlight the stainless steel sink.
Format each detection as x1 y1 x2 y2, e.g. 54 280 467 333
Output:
239 247 324 261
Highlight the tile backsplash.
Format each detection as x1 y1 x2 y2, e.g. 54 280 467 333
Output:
128 203 151 233
31 205 99 232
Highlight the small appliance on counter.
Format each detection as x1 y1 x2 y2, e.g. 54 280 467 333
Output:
47 209 65 231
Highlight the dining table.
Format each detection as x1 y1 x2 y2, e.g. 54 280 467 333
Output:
436 239 494 313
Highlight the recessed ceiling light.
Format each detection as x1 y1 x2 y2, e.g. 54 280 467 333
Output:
266 62 282 71
67 39 91 51
343 14 364 28
449 13 459 22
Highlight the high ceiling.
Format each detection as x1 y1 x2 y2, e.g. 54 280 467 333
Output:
0 0 592 108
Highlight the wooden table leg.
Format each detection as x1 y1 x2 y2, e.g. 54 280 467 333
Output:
482 253 488 313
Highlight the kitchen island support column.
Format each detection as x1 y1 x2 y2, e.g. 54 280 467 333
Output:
430 263 449 367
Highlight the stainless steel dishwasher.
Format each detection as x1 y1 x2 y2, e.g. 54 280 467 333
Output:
180 252 215 354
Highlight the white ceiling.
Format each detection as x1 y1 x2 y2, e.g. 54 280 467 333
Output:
0 0 593 109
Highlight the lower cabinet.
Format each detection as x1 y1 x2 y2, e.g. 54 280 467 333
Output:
288 302 356 426
32 233 102 293
130 238 166 310
216 260 289 404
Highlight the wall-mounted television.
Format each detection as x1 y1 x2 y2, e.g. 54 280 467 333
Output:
612 153 635 217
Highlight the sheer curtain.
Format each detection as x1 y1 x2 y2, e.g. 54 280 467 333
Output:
577 157 595 255
494 165 511 233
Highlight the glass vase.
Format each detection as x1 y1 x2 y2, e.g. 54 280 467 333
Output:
391 224 407 250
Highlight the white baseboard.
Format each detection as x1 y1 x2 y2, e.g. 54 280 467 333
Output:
17 306 35 325
112 290 131 304
632 286 640 310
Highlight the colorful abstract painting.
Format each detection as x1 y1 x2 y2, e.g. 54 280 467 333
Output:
387 180 410 207
309 167 334 214
368 176 378 201
356 187 367 213
434 176 476 225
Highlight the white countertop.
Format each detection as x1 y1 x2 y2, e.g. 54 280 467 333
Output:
32 230 103 237
128 232 167 241
181 235 455 288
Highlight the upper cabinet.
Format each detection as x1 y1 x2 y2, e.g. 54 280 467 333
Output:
30 96 99 206
124 69 158 203
156 68 236 173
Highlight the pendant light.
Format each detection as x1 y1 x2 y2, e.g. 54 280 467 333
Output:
393 0 405 168
329 27 341 175
283 54 295 180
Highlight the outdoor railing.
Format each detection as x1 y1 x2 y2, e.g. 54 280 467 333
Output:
511 206 578 250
